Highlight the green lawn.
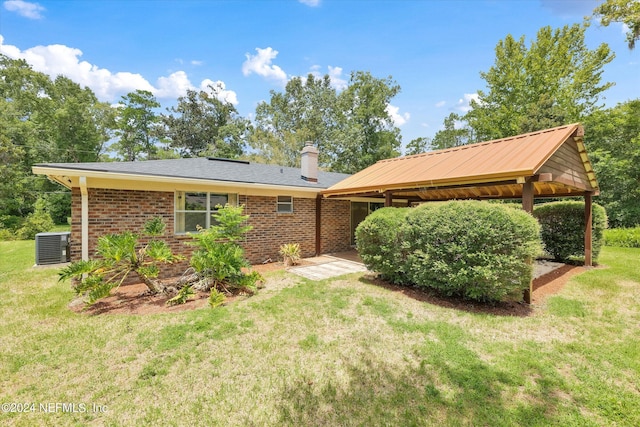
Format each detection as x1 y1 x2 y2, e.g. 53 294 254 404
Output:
1 241 638 426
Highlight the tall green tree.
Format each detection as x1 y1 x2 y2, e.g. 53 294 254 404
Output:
584 99 640 228
251 74 337 167
329 71 402 173
431 113 475 150
162 85 249 158
465 24 614 141
112 90 160 161
0 55 111 224
593 0 640 50
405 137 431 155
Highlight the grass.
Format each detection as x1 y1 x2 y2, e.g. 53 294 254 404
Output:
1 241 639 426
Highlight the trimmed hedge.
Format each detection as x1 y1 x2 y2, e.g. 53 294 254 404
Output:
533 201 607 264
354 207 411 284
356 201 542 302
604 227 640 248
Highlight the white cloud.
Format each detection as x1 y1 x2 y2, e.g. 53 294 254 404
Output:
309 64 348 90
199 79 239 105
298 0 320 6
0 36 238 104
242 47 288 86
3 0 44 19
435 100 446 108
327 66 348 90
386 104 410 127
456 93 479 112
191 60 203 66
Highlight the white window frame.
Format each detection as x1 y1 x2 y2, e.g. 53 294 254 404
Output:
174 191 237 233
276 195 293 213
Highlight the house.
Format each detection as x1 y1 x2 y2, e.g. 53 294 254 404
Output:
33 123 599 280
32 143 375 274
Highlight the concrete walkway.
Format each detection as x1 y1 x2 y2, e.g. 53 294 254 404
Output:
287 254 368 281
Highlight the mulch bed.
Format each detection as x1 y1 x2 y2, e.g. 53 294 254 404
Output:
68 261 593 316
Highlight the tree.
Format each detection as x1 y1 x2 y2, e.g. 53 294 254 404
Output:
112 90 160 161
251 74 338 167
405 137 431 155
329 71 402 173
250 71 403 173
465 24 614 141
0 55 112 228
593 0 640 50
584 99 640 228
162 84 249 158
431 113 475 150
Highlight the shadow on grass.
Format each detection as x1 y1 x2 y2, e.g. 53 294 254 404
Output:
276 344 571 426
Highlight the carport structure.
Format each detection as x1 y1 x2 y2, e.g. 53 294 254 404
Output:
321 124 599 302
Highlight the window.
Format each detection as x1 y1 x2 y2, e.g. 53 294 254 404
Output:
175 192 237 233
277 195 293 213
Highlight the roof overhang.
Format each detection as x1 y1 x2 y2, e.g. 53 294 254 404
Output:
32 165 324 197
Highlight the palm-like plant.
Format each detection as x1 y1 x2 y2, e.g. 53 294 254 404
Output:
59 217 184 304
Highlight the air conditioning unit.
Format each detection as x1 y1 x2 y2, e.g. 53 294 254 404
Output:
35 232 71 265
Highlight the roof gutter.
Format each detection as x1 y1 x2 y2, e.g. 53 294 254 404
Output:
32 166 325 194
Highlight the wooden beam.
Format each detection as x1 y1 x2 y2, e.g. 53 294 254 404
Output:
585 192 593 267
522 181 534 213
315 194 322 256
385 190 393 207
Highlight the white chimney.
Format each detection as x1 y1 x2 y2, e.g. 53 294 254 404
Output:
301 141 318 183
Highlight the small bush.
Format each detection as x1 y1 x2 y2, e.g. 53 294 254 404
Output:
533 201 607 264
356 201 542 302
604 227 640 248
279 243 301 266
16 207 54 240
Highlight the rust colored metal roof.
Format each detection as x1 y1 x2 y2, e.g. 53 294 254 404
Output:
322 123 598 200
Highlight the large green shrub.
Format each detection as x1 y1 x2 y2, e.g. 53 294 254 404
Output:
533 201 607 264
16 200 54 240
405 201 541 302
604 227 640 248
356 201 542 302
355 206 412 284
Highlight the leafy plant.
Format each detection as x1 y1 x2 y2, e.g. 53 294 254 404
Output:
188 204 261 300
279 243 301 266
166 285 195 306
59 217 184 304
208 288 226 308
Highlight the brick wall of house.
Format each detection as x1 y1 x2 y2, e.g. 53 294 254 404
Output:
320 198 352 254
70 188 352 277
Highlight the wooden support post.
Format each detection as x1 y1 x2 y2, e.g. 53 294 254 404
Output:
522 182 534 214
522 181 534 303
585 192 593 267
524 258 532 304
315 195 322 256
385 190 393 207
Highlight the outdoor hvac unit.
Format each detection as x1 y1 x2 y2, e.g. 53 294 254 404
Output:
35 232 71 265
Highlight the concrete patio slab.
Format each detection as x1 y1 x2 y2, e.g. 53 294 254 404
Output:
288 257 368 281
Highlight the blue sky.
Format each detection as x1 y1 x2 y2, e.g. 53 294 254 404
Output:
1 0 638 151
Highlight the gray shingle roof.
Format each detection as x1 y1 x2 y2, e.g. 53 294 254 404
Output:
37 157 351 189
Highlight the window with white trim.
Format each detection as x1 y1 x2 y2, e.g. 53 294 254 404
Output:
175 192 237 233
277 195 293 213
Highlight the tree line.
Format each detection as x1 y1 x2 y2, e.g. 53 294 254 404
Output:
1 0 639 234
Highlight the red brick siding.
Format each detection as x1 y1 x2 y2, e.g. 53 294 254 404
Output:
70 188 351 276
320 198 352 254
